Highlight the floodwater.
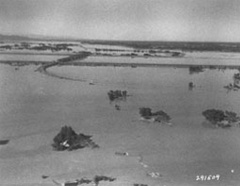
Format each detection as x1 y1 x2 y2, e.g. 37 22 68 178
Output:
1 55 240 186
81 52 240 65
0 53 65 62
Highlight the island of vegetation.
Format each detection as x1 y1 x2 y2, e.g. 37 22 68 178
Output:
52 175 116 186
234 72 240 81
202 109 240 128
52 126 99 151
0 40 185 58
107 90 128 101
0 42 77 52
133 184 148 186
93 47 184 58
82 40 240 53
224 72 240 91
224 83 240 91
139 107 171 123
189 66 205 74
93 175 116 186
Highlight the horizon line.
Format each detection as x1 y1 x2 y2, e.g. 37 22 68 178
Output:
1 33 240 44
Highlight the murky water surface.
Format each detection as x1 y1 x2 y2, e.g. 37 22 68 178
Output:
1 56 240 186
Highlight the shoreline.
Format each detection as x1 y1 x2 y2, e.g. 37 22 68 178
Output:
0 51 72 56
1 57 240 82
1 53 240 83
1 59 240 69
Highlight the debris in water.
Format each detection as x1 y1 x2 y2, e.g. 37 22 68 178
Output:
115 151 129 156
89 80 95 85
115 104 121 110
133 184 148 186
41 175 49 179
188 82 195 90
0 140 9 145
146 172 162 178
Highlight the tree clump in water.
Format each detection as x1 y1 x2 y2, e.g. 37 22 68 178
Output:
93 175 116 186
139 107 171 123
107 90 128 101
133 184 148 186
224 72 240 91
189 66 205 74
188 82 195 90
224 83 240 91
202 109 240 128
234 72 240 81
52 126 99 151
57 175 116 186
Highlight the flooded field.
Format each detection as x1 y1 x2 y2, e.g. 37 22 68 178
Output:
1 55 240 186
0 53 64 62
81 53 240 66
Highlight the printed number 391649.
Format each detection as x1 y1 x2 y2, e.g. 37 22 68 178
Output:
196 175 220 181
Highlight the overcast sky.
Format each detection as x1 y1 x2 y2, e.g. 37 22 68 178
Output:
1 0 240 41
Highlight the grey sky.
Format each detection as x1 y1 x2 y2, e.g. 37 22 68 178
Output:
1 0 240 41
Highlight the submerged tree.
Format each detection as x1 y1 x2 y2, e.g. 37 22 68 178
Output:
107 90 128 101
202 109 240 128
234 73 240 81
224 72 240 92
152 110 171 123
189 66 204 75
52 126 99 151
188 82 195 90
93 176 116 186
139 108 171 123
202 109 225 124
139 107 152 119
224 111 239 123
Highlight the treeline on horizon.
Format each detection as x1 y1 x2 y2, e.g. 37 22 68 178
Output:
81 40 240 52
2 33 240 52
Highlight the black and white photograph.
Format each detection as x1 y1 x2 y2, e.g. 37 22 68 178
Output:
1 0 240 186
